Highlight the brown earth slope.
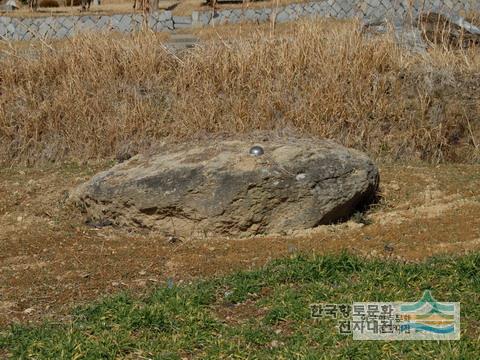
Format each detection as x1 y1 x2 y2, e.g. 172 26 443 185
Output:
1 162 479 326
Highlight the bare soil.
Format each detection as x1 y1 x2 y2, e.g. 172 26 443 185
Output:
1 162 479 327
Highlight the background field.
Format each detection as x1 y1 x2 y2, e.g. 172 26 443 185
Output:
2 252 480 358
0 18 479 359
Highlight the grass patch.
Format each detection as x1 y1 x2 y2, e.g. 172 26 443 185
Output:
1 252 480 359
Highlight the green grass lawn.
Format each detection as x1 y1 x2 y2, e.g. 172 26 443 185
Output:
1 252 480 359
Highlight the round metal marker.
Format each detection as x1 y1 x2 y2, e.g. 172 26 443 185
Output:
249 145 264 156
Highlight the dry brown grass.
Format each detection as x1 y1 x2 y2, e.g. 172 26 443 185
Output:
419 12 480 48
0 19 479 165
3 0 303 17
2 2 176 18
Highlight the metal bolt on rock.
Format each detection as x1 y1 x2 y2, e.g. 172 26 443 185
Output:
249 145 264 156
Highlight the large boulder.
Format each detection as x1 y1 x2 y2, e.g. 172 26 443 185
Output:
70 139 379 237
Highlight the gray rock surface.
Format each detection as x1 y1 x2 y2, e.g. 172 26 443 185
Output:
70 139 379 237
0 0 18 11
0 0 479 41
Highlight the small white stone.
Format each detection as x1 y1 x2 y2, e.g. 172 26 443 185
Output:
270 340 283 348
296 173 306 181
390 182 400 191
23 307 34 314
